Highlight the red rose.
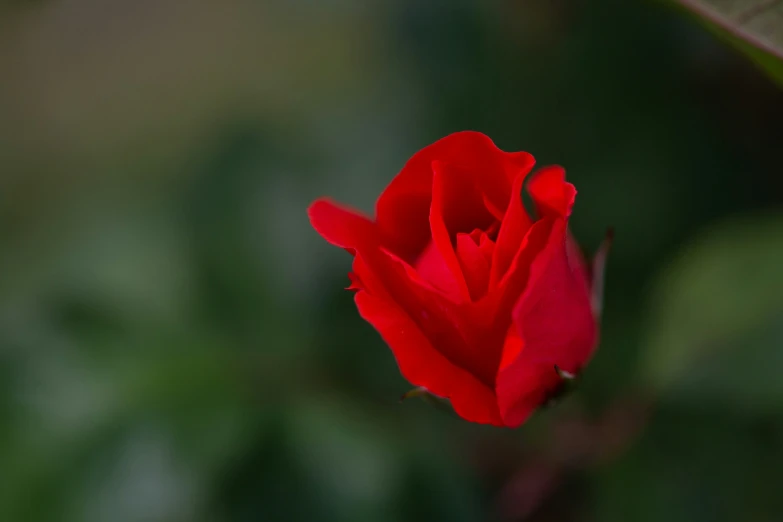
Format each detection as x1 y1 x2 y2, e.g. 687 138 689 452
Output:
308 131 607 427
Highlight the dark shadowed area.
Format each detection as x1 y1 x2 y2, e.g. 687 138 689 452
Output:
1 1 782 521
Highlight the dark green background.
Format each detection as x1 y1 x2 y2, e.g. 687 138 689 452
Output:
1 1 782 521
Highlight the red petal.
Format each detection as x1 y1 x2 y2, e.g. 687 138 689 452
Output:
496 219 597 427
309 197 500 390
412 240 463 302
477 218 555 332
456 232 491 301
463 218 555 389
477 231 495 265
346 271 362 292
308 198 378 252
527 166 576 219
429 161 477 302
381 248 501 387
489 171 534 287
375 131 535 262
355 290 503 426
497 359 561 428
430 160 498 239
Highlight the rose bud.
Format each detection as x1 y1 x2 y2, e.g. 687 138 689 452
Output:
308 131 609 427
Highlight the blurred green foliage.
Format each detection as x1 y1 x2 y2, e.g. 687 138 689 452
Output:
643 213 783 413
674 0 783 86
0 1 782 521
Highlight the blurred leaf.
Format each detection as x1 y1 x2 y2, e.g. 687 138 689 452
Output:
594 407 783 522
0 322 257 522
676 0 783 85
642 213 783 413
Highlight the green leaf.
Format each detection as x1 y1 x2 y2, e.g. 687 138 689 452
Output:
641 213 783 413
676 0 783 86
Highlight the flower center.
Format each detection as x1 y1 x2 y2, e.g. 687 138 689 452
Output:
415 227 496 301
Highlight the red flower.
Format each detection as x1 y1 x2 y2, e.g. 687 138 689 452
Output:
308 131 608 427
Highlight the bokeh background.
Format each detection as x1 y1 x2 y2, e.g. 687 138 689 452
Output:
2 1 783 521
